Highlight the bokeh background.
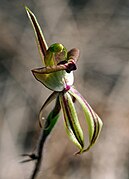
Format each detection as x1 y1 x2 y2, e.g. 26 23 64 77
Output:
0 0 129 178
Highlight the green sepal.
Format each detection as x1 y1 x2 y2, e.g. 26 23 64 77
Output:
39 91 59 127
42 96 61 140
25 6 48 63
69 87 103 154
59 92 84 153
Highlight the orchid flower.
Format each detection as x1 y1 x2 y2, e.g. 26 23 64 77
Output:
25 7 103 155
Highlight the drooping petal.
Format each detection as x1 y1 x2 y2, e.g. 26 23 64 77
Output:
39 91 59 127
25 6 48 63
59 92 84 153
69 87 103 154
42 96 61 141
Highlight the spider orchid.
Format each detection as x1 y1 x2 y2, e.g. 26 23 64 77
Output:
25 7 103 154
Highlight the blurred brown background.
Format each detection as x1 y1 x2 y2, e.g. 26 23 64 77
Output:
0 0 129 179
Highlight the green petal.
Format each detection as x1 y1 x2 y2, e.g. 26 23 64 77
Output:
25 6 48 63
69 87 103 154
39 91 59 127
42 96 61 141
59 92 84 153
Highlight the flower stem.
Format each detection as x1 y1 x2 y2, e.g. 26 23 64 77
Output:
30 130 45 179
